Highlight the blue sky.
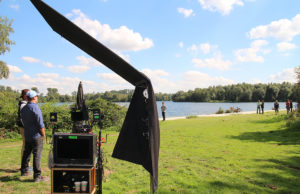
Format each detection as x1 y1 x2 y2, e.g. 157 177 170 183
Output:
1 0 299 94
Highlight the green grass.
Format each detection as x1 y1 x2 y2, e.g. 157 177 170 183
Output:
0 111 300 193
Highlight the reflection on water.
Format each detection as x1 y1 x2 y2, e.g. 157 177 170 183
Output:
116 101 289 118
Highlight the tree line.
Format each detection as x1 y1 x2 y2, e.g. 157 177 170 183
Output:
0 82 297 103
172 82 297 102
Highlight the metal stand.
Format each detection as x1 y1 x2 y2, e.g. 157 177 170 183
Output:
96 124 103 194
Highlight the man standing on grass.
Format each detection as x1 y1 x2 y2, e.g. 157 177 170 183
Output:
161 102 167 121
20 90 48 182
17 89 29 162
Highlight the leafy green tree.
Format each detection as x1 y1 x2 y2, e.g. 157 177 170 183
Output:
265 84 280 102
31 87 39 93
47 88 59 102
0 2 15 79
277 82 293 101
252 87 265 101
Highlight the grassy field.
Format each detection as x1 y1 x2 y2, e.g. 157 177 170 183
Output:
0 111 300 193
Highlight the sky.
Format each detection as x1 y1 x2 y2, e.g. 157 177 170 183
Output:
1 0 300 95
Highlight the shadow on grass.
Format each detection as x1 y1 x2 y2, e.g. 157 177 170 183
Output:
230 127 300 145
230 119 300 193
0 168 19 173
0 175 32 183
209 181 256 191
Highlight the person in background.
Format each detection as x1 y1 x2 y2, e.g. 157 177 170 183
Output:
20 90 48 182
261 99 265 114
286 99 290 114
257 100 261 114
161 102 167 121
274 100 279 114
290 100 293 112
17 89 29 162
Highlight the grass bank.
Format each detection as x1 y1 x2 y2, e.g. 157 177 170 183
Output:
0 112 299 193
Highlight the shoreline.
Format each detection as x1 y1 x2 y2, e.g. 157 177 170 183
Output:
160 110 276 121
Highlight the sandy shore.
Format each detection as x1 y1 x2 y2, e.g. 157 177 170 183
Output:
160 110 275 121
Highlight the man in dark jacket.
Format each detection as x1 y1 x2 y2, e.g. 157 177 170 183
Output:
20 90 48 182
17 89 29 161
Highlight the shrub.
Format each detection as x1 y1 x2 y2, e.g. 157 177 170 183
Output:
0 91 19 132
86 98 127 132
186 115 198 119
216 107 224 114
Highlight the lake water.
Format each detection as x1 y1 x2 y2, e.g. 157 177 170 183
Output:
116 101 289 119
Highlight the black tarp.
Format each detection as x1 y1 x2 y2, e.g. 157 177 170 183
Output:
30 0 160 191
75 81 89 120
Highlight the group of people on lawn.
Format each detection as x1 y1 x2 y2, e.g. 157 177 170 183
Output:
257 99 295 114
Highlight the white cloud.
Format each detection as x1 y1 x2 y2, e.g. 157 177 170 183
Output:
249 14 300 41
187 44 198 55
187 43 218 55
22 56 40 63
10 4 19 10
268 68 297 83
68 9 154 51
251 78 262 84
179 42 184 48
178 71 235 91
97 73 127 84
192 55 233 70
235 40 269 62
8 65 22 73
4 72 110 94
43 62 55 68
67 65 91 73
200 43 212 54
141 69 177 93
177 8 194 18
277 42 297 52
76 56 103 67
198 0 244 15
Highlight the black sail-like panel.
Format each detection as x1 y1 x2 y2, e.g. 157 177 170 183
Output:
30 0 159 191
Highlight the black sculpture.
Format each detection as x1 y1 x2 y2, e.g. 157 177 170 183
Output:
30 0 160 192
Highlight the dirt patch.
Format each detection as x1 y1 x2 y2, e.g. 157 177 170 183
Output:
265 184 278 190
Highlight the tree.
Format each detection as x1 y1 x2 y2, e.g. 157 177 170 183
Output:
47 88 59 102
265 84 280 102
0 2 15 79
31 87 39 93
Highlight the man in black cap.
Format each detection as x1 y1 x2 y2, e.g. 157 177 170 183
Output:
20 90 48 182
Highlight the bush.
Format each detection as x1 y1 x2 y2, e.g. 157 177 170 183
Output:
40 102 73 133
0 91 19 132
186 115 198 119
216 107 224 114
225 110 232 113
286 111 300 129
86 98 127 132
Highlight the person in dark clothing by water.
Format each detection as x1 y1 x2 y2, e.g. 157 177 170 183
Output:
261 100 265 114
161 102 167 121
20 90 49 182
290 100 293 112
274 100 279 114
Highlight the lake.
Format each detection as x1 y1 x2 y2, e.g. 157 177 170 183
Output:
116 101 290 119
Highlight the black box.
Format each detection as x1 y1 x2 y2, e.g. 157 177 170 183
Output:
51 167 96 194
53 133 97 167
